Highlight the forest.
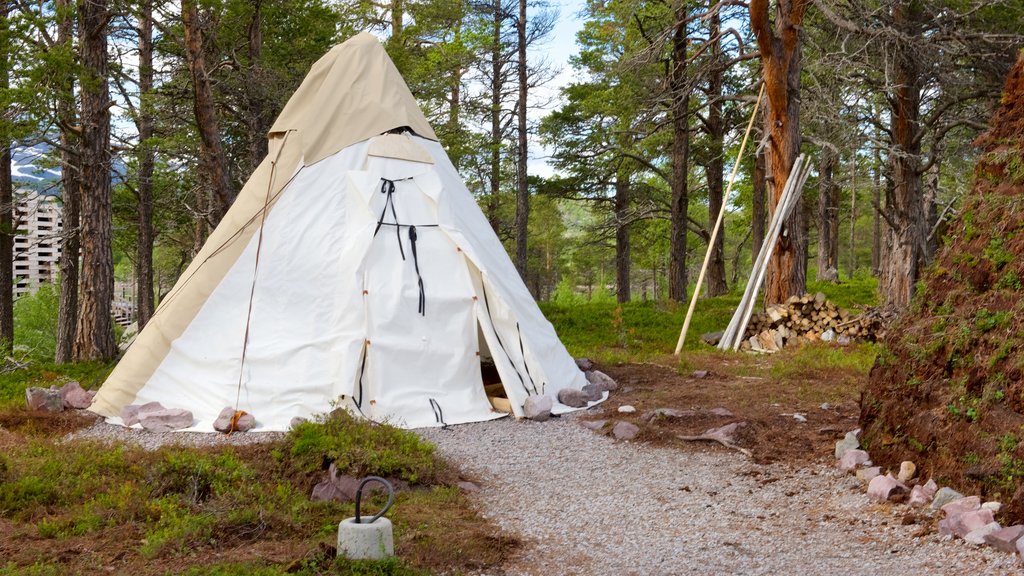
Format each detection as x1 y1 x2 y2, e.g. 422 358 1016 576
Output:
2 0 1024 363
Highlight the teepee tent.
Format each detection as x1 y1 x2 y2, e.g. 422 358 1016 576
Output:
89 33 592 431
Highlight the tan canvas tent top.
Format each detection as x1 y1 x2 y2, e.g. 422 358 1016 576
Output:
89 33 595 430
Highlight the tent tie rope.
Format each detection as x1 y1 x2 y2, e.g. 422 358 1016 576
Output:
515 322 539 395
373 178 405 260
429 398 448 429
480 283 532 396
408 225 425 316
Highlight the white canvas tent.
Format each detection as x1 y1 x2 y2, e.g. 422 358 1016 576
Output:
89 33 592 430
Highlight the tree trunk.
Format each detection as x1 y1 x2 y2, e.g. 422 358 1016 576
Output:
816 145 839 281
922 155 940 260
0 3 13 354
879 1 926 311
487 0 502 233
668 17 689 302
55 0 79 363
871 141 881 275
752 147 767 261
750 0 807 305
513 0 529 283
136 0 155 329
182 0 234 222
74 0 116 361
614 172 631 303
244 0 267 173
705 11 727 297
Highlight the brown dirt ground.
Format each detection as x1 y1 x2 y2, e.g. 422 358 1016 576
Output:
585 355 863 466
862 53 1024 524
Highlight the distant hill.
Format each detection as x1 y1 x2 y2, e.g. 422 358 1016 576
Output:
11 144 61 191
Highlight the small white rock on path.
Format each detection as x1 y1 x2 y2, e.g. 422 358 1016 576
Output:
417 414 1019 576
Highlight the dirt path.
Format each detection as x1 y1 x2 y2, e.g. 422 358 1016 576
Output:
419 414 1018 575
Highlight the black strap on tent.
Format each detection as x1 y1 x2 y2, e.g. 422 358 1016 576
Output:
429 398 448 429
355 341 368 411
371 177 433 317
373 179 405 260
408 225 426 315
480 284 532 396
515 322 540 395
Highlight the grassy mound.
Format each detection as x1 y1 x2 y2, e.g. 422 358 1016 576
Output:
861 52 1024 522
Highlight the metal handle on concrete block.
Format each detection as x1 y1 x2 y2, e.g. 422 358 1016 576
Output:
354 476 394 524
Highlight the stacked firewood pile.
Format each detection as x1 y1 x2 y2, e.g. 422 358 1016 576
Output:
739 293 889 353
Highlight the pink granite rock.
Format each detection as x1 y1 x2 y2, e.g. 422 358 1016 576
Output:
867 474 908 503
965 522 1002 545
25 387 63 412
612 421 640 441
983 524 1024 553
940 508 996 538
60 381 93 409
838 449 871 472
909 479 938 508
856 466 881 483
585 370 619 392
942 496 982 517
139 408 194 432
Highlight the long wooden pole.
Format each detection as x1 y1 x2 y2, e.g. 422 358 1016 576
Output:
674 83 765 355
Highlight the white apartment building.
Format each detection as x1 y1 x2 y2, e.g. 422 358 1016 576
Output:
13 190 62 298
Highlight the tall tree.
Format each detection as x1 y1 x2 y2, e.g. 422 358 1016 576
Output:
750 0 808 304
182 0 233 223
55 0 80 363
0 0 12 354
513 0 529 280
135 0 155 328
74 0 116 361
702 7 727 297
667 9 690 302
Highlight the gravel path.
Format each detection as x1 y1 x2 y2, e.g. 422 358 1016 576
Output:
417 413 1020 576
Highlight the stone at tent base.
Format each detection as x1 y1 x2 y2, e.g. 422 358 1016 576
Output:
612 421 640 441
982 524 1024 553
121 401 165 427
26 387 63 412
213 407 256 433
312 463 362 502
617 405 636 413
557 388 588 408
523 395 553 422
574 358 593 372
61 381 94 409
580 384 603 402
290 416 309 429
585 370 618 392
139 407 194 432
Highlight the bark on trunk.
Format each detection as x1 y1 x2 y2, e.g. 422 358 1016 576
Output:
513 0 529 283
74 0 116 361
614 172 631 303
705 12 727 297
752 147 767 260
55 0 79 363
0 3 13 353
750 0 807 305
487 0 502 234
135 0 155 329
244 0 267 173
182 0 234 222
879 1 927 311
816 145 839 281
668 18 689 302
871 142 881 275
